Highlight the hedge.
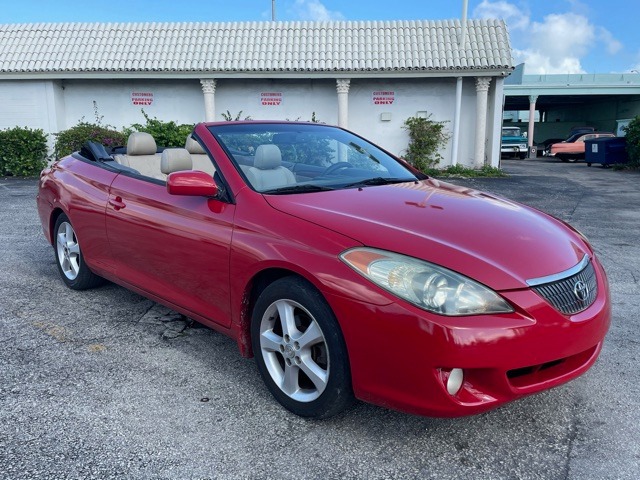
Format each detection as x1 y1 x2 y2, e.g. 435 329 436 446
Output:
54 122 127 159
0 126 48 176
125 110 195 148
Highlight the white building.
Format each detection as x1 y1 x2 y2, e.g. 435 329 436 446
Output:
0 19 513 166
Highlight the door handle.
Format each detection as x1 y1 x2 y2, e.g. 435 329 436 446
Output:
109 196 126 210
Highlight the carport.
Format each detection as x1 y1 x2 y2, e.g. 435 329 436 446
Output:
504 64 640 156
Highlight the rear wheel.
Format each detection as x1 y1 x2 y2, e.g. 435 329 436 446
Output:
53 214 103 290
251 276 354 418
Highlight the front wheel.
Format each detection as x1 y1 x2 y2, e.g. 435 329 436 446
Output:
53 213 103 290
251 276 354 418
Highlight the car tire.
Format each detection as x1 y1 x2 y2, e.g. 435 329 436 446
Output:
518 153 527 160
53 213 103 290
251 276 354 418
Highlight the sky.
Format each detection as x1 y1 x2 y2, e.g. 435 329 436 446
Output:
2 0 639 75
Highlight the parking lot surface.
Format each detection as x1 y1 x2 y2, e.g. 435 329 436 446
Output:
1 158 639 479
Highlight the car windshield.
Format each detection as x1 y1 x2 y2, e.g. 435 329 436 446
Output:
502 127 521 136
208 123 418 194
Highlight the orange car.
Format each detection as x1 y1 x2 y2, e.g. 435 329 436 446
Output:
550 133 616 162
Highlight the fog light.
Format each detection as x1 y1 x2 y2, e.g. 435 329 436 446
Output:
447 368 464 395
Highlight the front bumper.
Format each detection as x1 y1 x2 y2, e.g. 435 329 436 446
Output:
501 145 527 154
327 257 611 417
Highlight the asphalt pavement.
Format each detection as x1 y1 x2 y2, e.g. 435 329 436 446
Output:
1 158 638 479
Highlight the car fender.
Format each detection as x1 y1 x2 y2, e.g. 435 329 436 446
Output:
227 190 396 356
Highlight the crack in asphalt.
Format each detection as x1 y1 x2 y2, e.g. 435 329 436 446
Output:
136 303 156 322
562 398 581 480
565 191 586 222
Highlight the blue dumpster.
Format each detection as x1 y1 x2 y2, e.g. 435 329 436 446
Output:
585 137 628 167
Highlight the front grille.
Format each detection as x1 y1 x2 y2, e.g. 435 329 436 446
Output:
506 345 599 389
507 359 563 379
532 260 597 315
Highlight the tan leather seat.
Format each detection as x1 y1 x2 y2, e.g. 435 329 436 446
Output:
161 148 192 175
114 132 163 179
185 134 215 176
243 144 296 191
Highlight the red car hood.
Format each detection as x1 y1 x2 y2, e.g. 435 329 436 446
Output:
264 179 589 290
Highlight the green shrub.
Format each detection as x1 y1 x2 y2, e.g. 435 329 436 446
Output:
623 116 640 167
221 110 252 121
126 110 194 147
403 115 450 173
0 126 48 176
424 164 507 178
54 122 126 159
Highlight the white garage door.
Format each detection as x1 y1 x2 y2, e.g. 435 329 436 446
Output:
0 81 52 130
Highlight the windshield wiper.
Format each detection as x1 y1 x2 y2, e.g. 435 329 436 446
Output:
262 184 336 194
343 177 413 188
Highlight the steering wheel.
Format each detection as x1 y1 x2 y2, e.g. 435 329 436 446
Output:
322 162 352 176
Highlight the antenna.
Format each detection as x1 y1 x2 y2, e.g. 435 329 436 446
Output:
459 0 468 48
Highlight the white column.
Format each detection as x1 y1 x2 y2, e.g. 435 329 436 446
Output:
200 79 217 121
336 79 351 128
488 76 505 168
474 77 491 167
527 95 538 158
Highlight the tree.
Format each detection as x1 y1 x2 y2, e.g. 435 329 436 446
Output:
624 116 640 167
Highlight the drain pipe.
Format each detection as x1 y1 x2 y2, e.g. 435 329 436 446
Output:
451 78 463 167
451 0 468 166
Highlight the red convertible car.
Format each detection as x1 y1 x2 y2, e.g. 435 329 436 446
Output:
37 122 610 419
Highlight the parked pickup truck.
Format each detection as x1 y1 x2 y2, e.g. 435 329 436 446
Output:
501 126 528 159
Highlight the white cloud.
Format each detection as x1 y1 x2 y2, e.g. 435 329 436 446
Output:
566 0 590 16
513 48 585 75
522 13 594 73
291 0 344 21
473 0 529 31
474 1 624 74
597 27 622 55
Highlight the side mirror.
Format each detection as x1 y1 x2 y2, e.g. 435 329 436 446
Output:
167 171 219 197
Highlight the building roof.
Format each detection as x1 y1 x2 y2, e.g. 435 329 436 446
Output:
0 19 512 78
503 63 640 111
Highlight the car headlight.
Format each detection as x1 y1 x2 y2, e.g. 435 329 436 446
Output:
340 247 514 316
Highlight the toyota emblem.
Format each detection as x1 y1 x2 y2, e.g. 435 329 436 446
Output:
573 280 589 301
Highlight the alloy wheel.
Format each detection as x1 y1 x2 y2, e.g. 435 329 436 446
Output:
56 221 81 280
258 299 329 402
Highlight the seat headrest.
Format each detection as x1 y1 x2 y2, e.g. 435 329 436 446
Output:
127 132 157 156
254 144 282 170
161 148 192 174
185 134 206 155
